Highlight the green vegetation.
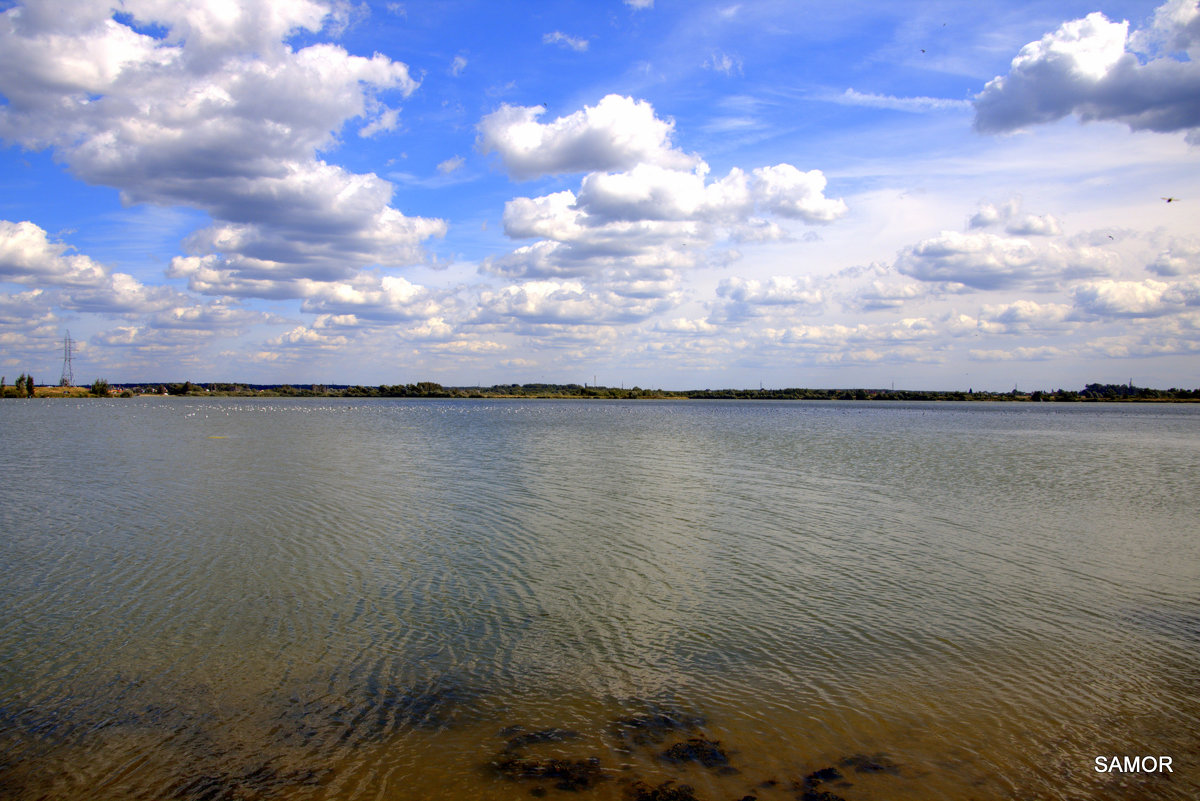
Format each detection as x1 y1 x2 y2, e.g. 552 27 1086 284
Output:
2 373 35 398
5 373 1195 401
89 380 1200 402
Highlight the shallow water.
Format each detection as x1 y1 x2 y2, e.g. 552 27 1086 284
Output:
0 398 1197 800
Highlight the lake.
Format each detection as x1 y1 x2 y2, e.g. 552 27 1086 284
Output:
1 398 1197 800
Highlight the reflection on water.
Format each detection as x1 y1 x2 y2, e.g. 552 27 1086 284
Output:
0 398 1197 800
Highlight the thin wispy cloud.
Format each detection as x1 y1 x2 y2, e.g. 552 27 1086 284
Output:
834 89 972 113
543 31 589 52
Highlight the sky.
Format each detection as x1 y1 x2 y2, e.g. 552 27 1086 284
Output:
1 0 1198 391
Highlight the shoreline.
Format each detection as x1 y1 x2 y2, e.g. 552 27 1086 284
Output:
6 383 1198 402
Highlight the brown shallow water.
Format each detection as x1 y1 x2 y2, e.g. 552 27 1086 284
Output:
1 398 1197 800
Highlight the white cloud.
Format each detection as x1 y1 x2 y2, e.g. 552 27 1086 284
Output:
968 199 1019 229
450 55 467 76
705 52 742 75
624 0 654 9
148 300 269 332
977 299 1073 333
437 155 465 174
1130 0 1200 55
0 1 443 296
574 164 753 223
967 197 1059 235
751 164 848 223
271 324 351 349
0 289 57 342
477 279 675 326
715 276 824 319
0 220 109 287
358 107 400 138
298 274 452 322
1147 241 1200 275
969 346 1067 361
477 94 699 180
852 280 925 310
491 159 845 284
1073 277 1200 317
482 96 846 299
896 230 1114 290
0 219 194 316
543 31 589 52
836 89 972 113
974 2 1200 141
1004 214 1062 237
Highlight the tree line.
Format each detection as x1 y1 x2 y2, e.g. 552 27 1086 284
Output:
74 380 1200 401
1 374 36 398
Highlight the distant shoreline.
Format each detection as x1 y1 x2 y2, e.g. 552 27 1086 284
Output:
7 381 1198 402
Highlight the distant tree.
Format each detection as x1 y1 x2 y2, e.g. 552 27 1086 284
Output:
90 378 111 397
26 375 34 397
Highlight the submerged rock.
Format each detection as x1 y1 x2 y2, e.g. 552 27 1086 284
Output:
627 779 702 801
794 766 847 801
804 767 842 785
610 702 706 749
503 727 583 751
659 737 733 770
277 675 481 746
839 753 900 775
492 754 609 791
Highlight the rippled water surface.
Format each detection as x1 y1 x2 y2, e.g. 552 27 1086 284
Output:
1 398 1197 800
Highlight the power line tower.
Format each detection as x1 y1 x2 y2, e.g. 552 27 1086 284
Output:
59 330 74 387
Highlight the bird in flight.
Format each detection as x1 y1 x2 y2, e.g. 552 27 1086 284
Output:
1162 196 1179 203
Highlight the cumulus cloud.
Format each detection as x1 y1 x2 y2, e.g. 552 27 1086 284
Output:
1004 213 1062 236
298 274 452 322
1073 277 1200 317
476 279 675 326
977 299 1073 333
974 1 1200 141
481 95 846 309
747 318 946 366
490 160 844 283
0 220 110 287
750 164 847 222
477 94 699 180
0 0 444 296
715 276 824 319
896 230 1114 290
1147 241 1200 275
148 300 268 331
968 197 1060 235
0 289 57 341
852 280 925 310
0 219 197 316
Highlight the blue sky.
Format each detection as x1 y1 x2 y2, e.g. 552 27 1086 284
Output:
1 0 1198 390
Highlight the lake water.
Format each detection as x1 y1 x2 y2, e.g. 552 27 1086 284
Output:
0 398 1197 800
